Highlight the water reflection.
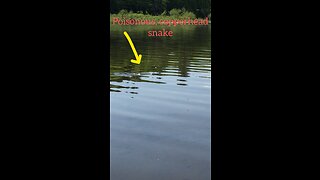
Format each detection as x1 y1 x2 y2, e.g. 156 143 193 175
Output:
110 25 211 180
110 26 211 95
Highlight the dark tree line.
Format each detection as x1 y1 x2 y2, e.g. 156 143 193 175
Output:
110 0 211 18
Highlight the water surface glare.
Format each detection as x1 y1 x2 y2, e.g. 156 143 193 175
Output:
110 25 211 180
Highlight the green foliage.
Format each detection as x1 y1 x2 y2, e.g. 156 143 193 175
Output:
110 8 199 23
118 9 128 16
160 10 167 16
169 9 182 17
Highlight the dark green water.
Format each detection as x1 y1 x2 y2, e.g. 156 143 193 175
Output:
110 25 211 180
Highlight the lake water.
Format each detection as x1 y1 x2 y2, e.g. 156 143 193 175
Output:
110 25 211 180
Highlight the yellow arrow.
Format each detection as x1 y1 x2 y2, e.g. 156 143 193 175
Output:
123 31 142 64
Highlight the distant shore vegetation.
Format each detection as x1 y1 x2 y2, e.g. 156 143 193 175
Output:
110 8 211 23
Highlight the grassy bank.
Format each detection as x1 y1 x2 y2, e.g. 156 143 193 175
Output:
110 9 211 23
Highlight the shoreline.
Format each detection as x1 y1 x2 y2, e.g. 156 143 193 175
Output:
111 17 210 26
110 9 211 25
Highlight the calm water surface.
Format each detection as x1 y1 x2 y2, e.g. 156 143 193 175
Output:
110 25 211 180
